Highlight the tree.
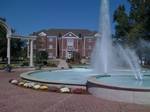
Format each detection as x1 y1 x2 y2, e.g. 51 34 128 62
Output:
36 51 48 65
114 0 150 47
113 5 130 44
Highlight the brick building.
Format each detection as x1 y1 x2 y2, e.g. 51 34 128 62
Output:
33 29 98 59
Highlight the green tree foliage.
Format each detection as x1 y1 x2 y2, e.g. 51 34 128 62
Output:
36 51 48 64
114 0 150 47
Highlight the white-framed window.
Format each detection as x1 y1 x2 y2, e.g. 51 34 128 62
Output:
48 53 53 58
49 45 53 49
49 38 53 42
67 38 74 46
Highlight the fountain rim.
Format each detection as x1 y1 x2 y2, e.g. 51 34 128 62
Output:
20 70 86 86
87 75 150 92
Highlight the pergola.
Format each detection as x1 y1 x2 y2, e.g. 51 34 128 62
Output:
0 19 36 67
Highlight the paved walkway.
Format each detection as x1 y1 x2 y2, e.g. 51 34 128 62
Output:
0 69 150 112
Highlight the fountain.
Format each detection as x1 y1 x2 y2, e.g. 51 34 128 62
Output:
87 0 150 105
91 0 142 80
20 0 150 105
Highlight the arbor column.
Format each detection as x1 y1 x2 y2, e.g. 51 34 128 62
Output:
83 38 85 57
7 37 11 65
27 39 30 58
30 39 34 67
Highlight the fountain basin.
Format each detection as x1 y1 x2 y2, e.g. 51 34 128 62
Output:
20 68 150 104
20 68 96 86
87 71 150 105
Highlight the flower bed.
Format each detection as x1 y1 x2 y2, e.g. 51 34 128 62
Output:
9 79 88 94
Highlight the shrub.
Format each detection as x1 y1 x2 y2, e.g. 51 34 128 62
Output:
47 62 57 67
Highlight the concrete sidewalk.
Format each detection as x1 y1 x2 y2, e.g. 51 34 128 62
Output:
0 69 150 112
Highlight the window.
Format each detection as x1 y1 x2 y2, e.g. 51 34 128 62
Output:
49 38 53 42
88 46 92 49
49 45 53 49
49 53 53 58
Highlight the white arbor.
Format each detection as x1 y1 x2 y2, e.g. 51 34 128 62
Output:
0 20 36 67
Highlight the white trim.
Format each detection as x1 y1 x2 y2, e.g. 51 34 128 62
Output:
62 32 79 38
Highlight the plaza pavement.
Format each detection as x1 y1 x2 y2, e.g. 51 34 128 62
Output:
0 68 150 112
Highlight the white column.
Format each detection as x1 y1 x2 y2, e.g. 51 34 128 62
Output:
83 38 86 57
30 39 34 67
7 37 11 64
27 40 30 58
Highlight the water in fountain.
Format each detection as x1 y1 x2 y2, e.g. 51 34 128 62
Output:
118 45 143 80
91 0 143 80
92 0 113 74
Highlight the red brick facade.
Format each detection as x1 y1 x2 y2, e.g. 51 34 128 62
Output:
33 29 97 59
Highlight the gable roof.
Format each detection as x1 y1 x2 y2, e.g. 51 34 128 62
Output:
32 28 97 37
62 32 79 38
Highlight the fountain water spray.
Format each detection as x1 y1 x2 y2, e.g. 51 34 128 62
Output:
92 0 113 74
91 0 143 80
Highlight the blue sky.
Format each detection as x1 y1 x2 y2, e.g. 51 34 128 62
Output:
0 0 130 35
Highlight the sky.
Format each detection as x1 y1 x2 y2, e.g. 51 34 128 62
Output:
0 0 130 35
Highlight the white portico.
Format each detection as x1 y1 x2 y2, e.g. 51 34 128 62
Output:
62 32 79 59
11 35 36 67
0 20 36 67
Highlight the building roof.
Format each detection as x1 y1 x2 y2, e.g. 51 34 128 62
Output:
32 28 97 37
